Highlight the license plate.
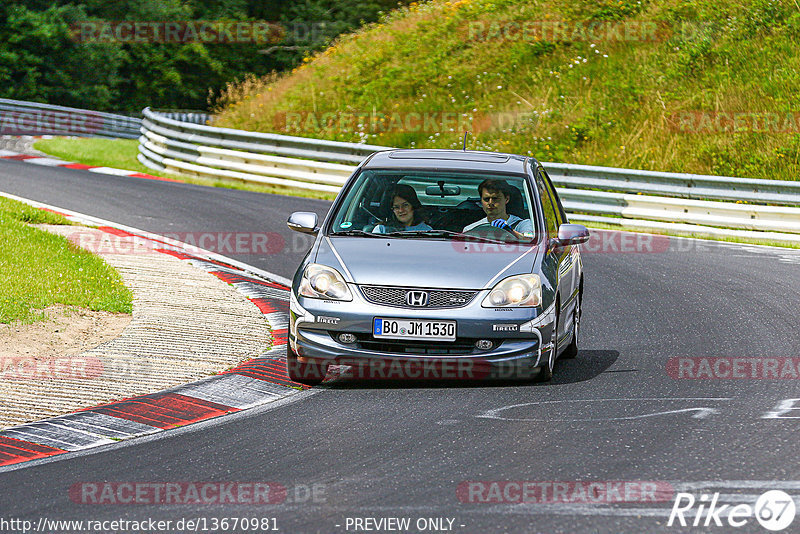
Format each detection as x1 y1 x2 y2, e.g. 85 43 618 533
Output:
373 318 456 341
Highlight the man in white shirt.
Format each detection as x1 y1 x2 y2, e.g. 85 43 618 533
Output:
463 179 533 239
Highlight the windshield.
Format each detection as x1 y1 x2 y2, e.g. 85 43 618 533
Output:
328 169 540 243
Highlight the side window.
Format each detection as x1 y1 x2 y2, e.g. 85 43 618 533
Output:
535 174 558 238
539 167 567 224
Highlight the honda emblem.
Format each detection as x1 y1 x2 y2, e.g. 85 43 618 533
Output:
406 291 429 307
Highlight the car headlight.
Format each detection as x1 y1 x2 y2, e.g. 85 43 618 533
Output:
299 264 352 301
482 274 542 307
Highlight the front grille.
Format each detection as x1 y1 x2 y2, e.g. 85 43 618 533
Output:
350 334 495 355
357 341 474 355
360 286 478 309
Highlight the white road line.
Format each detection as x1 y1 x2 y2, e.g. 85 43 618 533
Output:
477 398 733 421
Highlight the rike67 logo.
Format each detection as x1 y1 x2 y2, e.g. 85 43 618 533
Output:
668 490 796 531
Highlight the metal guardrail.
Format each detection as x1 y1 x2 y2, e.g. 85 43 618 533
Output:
138 107 385 193
138 109 800 243
140 107 384 163
152 110 213 125
0 98 141 139
545 162 800 206
559 189 800 233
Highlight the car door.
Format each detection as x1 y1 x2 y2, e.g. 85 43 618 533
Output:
536 167 577 344
534 167 567 308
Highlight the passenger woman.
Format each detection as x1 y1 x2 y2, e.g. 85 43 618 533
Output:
373 184 433 233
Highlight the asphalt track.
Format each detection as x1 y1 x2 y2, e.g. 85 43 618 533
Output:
2 160 800 534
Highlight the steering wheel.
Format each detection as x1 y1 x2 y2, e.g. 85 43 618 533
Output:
466 222 517 236
359 203 382 223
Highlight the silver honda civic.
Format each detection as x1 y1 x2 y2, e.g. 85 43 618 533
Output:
286 149 588 385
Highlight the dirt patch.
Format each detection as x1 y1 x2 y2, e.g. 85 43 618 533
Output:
0 304 131 360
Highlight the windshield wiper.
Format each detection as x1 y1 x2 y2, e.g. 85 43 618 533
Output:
330 230 395 238
332 229 523 245
384 230 509 244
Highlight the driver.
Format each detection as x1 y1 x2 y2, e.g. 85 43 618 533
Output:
463 179 533 239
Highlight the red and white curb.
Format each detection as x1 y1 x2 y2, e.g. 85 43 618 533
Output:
0 193 303 469
0 149 179 183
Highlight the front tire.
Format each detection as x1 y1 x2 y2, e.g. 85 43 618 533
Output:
536 308 559 382
286 348 329 386
562 294 581 360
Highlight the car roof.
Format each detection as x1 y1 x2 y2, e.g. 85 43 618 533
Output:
362 149 537 174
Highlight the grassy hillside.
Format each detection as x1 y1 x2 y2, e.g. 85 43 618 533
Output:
214 0 800 181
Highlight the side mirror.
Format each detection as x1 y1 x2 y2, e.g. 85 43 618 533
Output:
288 212 319 235
557 224 590 246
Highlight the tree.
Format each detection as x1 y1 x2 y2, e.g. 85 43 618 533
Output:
0 0 408 112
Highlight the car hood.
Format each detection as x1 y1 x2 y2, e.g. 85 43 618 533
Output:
316 236 539 289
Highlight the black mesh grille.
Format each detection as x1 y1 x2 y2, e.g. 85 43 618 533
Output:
360 286 478 309
356 340 477 355
341 333 497 355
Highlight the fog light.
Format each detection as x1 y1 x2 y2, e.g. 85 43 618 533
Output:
475 339 494 350
338 333 357 344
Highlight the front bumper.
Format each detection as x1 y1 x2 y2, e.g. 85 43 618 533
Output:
289 287 556 379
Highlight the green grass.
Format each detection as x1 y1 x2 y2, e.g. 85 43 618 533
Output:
0 197 75 227
214 0 800 182
34 138 148 172
33 137 337 201
0 196 133 324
